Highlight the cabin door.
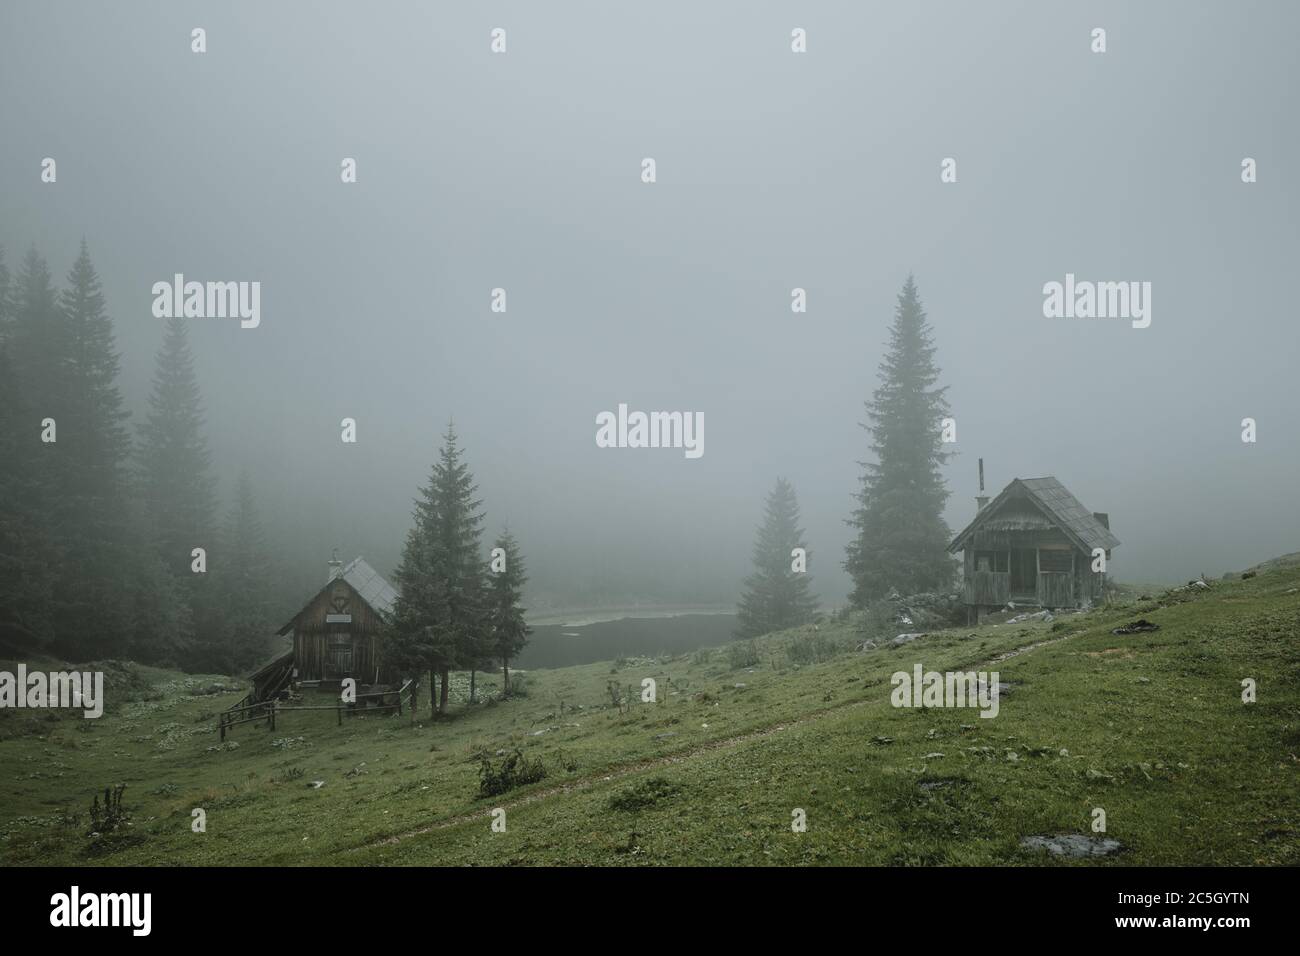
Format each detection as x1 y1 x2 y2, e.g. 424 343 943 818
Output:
1009 549 1037 598
327 633 354 677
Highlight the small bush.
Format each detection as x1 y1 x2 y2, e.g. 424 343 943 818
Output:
607 776 683 812
88 784 129 835
477 749 547 798
785 633 841 665
726 640 761 669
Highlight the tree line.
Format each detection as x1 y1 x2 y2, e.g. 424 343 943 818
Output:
0 242 277 672
735 276 955 637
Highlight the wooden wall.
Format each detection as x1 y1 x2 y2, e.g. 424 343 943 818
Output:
961 539 1105 610
286 577 385 683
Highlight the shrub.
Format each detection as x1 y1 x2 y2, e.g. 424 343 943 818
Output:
726 639 761 669
88 784 129 835
607 776 683 812
477 749 547 798
785 633 841 665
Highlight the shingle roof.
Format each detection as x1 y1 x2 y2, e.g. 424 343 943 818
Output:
949 476 1120 554
339 556 397 617
276 556 398 634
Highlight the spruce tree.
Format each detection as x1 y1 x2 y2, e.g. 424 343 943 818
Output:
8 247 69 421
735 478 818 638
844 276 955 604
389 424 486 713
53 241 134 658
0 347 58 655
137 317 219 662
487 529 531 695
0 246 12 342
216 472 274 673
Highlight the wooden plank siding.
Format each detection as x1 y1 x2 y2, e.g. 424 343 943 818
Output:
285 577 386 683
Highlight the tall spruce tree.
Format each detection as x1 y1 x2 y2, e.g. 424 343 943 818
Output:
53 241 134 658
0 347 58 655
215 472 274 673
137 317 218 662
487 529 531 695
0 246 12 342
735 478 818 638
844 276 955 604
389 424 487 713
8 247 69 422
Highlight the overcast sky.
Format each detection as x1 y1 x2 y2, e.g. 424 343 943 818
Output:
3 0 1297 608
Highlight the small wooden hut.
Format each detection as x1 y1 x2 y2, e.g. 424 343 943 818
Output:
269 555 397 691
947 476 1119 622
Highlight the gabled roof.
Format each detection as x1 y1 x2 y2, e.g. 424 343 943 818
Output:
948 477 1120 555
276 556 397 635
338 556 397 616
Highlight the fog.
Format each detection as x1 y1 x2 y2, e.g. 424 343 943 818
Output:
4 0 1298 613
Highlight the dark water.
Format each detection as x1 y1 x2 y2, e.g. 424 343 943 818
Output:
517 613 738 670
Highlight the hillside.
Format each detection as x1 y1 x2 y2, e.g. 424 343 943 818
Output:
2 564 1297 866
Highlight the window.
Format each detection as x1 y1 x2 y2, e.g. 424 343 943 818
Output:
1039 550 1074 573
974 551 1009 573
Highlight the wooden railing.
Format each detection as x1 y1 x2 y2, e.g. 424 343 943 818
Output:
217 678 415 740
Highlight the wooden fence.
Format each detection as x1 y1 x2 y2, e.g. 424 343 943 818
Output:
218 679 415 741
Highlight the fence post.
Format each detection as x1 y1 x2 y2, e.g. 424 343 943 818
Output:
220 714 226 742
337 704 342 726
270 700 277 732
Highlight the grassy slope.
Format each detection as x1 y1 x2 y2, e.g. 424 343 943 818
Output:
2 566 1297 866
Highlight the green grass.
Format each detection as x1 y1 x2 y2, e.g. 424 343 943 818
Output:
2 566 1297 866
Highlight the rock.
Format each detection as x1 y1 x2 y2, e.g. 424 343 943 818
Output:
308 780 325 789
856 640 878 652
1020 834 1123 858
1112 619 1159 634
891 633 925 646
652 732 677 740
923 752 945 759
1242 571 1257 579
1008 610 1054 625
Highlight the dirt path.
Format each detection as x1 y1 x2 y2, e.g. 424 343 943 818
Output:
353 628 1075 852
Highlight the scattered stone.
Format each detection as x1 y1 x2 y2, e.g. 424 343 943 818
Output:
308 780 325 789
891 633 925 647
1020 834 1123 858
1008 610 1055 625
856 640 878 652
872 735 894 745
1112 619 1160 634
923 752 945 759
652 732 677 740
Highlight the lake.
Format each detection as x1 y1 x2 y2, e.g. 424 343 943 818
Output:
517 611 738 670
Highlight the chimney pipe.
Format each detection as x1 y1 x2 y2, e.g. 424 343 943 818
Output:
976 458 989 511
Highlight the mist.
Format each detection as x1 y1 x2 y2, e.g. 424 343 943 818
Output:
3 0 1297 617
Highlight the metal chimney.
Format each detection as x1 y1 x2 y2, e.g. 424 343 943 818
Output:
976 458 990 511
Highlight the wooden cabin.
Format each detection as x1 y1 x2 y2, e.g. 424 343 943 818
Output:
947 477 1119 622
271 555 397 691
